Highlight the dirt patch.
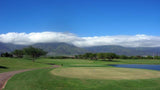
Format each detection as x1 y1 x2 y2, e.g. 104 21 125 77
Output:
0 69 32 90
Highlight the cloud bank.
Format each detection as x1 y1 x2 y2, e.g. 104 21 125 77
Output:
0 32 160 47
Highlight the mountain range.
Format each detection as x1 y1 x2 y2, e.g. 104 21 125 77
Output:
0 42 160 56
84 45 160 56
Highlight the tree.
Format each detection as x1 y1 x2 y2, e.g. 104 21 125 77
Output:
1 52 13 57
154 56 160 59
23 46 47 62
89 53 97 60
75 55 84 59
119 55 128 59
105 53 117 61
83 53 97 60
97 53 106 60
12 49 24 58
146 55 153 59
83 53 92 59
75 55 79 59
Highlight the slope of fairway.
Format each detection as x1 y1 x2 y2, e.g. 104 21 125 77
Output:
0 57 50 73
4 68 160 90
51 67 160 80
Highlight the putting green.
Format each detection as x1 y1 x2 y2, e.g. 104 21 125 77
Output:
51 67 160 80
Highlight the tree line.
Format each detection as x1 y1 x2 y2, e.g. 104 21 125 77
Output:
0 46 47 62
75 53 160 60
1 48 160 61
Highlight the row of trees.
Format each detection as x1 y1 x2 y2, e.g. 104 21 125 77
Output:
75 53 117 60
1 52 13 57
75 53 160 60
1 46 47 62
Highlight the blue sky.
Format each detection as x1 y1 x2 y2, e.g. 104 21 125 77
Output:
0 0 160 47
0 0 159 37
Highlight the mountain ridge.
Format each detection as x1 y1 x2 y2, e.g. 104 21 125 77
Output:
84 45 160 56
0 42 160 56
0 42 87 56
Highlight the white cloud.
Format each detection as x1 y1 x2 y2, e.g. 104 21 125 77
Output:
0 32 82 45
0 32 160 47
74 34 160 47
0 32 30 45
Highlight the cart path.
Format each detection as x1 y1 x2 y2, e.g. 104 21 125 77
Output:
0 65 61 90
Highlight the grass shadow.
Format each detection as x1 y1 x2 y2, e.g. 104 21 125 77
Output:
100 59 120 62
46 63 55 65
0 66 8 69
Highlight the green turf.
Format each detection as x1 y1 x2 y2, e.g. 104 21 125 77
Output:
2 58 160 90
0 57 51 73
1 58 160 73
4 68 160 90
37 58 160 66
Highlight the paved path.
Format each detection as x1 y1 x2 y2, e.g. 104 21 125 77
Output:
0 65 60 90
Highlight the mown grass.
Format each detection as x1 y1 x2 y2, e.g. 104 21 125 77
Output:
37 58 160 66
4 68 160 90
1 58 160 73
51 67 160 80
2 58 160 90
0 57 50 73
